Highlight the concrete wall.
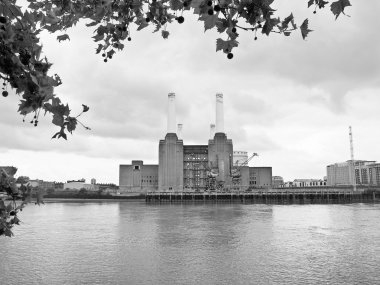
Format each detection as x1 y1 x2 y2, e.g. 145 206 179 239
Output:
208 133 233 187
249 167 272 188
327 162 352 186
239 166 250 190
119 161 158 193
158 133 183 191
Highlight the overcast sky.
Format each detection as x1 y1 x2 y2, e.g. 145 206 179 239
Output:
1 1 379 184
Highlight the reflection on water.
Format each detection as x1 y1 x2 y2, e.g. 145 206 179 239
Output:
1 202 380 285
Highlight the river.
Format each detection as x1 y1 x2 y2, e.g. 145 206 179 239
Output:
1 201 380 284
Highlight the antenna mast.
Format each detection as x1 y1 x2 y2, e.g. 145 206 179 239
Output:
349 126 356 191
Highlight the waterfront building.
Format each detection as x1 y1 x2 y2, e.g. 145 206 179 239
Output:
281 178 327 188
272 176 284 188
327 160 379 186
119 93 272 193
63 180 97 191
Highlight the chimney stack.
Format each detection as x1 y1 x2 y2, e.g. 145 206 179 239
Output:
177 124 183 139
215 93 224 133
167 92 176 134
210 124 215 139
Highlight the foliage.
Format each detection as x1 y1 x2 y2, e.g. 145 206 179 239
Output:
15 175 30 184
78 188 88 196
0 167 44 237
0 0 351 138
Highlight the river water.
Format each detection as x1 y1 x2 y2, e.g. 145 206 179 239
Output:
1 201 380 285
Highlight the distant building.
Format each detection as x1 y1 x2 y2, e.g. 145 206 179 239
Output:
327 160 379 186
249 167 272 188
91 178 96 185
272 176 284 188
293 179 326 187
119 93 273 193
281 179 327 188
63 181 96 191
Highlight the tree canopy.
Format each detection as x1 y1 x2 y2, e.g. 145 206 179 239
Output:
0 0 351 139
0 167 43 237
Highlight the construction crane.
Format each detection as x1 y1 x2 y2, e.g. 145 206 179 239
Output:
349 126 357 192
231 153 259 191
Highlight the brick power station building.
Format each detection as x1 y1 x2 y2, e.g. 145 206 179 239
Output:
119 93 272 193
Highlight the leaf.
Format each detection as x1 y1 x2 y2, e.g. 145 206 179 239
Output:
52 132 60 139
52 114 64 126
60 132 67 140
262 17 281 36
330 0 351 19
281 13 294 30
66 117 77 133
202 14 218 31
308 0 315 8
300 19 313 40
57 34 70 42
318 0 329 9
216 19 229 33
161 30 169 39
170 0 183 10
216 38 239 52
137 21 149 31
190 0 204 9
82 104 89 112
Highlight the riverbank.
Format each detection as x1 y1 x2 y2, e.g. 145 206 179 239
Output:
43 198 145 203
43 193 145 201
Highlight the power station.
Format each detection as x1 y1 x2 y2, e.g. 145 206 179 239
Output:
119 93 272 193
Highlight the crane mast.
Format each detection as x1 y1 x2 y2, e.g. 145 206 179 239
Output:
349 126 357 192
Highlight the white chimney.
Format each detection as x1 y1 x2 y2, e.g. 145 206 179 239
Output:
177 124 183 139
215 93 224 133
167 92 176 133
210 124 215 139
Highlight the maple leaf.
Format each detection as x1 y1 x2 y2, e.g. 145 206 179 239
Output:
330 0 351 19
308 0 315 8
216 38 239 52
281 13 294 30
52 113 64 126
262 17 281 36
318 0 329 9
57 34 70 42
216 19 229 33
200 14 219 31
300 19 313 39
66 117 77 133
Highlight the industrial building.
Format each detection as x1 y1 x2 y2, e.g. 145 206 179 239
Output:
327 160 380 186
119 93 272 193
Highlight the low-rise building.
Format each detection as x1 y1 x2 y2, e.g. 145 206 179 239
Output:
63 179 97 191
282 178 327 188
272 176 284 188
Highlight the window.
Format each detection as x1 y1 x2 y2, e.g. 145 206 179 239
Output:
134 165 140 170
